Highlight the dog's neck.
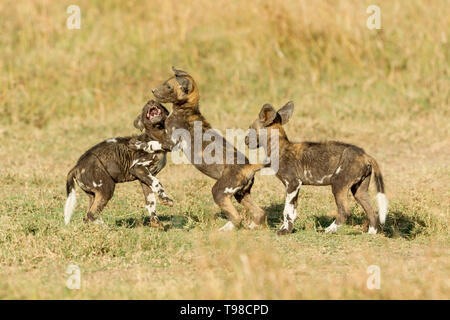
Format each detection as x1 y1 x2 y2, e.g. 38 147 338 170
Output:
264 124 290 158
172 101 213 131
173 101 200 113
139 128 163 143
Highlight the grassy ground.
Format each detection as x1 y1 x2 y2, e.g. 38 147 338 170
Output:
0 0 449 299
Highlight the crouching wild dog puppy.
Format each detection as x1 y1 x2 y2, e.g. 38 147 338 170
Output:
247 102 388 235
64 100 173 229
150 67 266 231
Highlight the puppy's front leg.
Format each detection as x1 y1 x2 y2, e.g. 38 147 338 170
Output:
129 133 175 153
277 179 302 235
131 166 174 206
130 139 165 153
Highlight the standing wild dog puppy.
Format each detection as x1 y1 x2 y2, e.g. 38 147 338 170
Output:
150 67 266 231
246 102 388 235
64 100 173 229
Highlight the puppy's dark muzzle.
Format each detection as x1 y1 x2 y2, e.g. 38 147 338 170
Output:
152 88 166 102
151 88 159 98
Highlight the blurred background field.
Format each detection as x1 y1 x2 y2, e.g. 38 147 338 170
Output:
0 0 449 299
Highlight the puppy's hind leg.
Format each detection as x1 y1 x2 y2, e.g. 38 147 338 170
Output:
351 175 378 234
237 191 267 229
325 184 351 233
83 177 115 225
212 180 243 231
140 182 164 230
234 177 266 229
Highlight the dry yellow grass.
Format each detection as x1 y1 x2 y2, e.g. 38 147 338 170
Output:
0 0 449 299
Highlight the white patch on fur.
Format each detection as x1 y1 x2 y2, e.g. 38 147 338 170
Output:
151 177 161 189
145 141 162 152
316 174 333 184
376 193 388 224
325 220 340 233
248 221 258 230
106 138 117 143
335 166 342 174
146 193 156 216
147 175 169 200
133 140 162 153
133 160 152 167
280 180 302 230
303 170 308 181
131 159 139 168
224 186 242 194
303 169 313 182
64 189 77 225
145 204 155 216
368 226 377 234
147 193 156 203
219 221 235 231
93 218 105 225
93 181 103 188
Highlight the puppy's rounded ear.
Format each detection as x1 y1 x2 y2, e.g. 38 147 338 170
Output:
172 66 190 77
259 104 277 126
175 76 193 95
175 76 193 99
133 115 144 131
277 101 294 125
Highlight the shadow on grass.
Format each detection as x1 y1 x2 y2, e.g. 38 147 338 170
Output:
264 203 283 228
264 203 431 239
264 203 335 231
115 214 191 230
381 210 429 239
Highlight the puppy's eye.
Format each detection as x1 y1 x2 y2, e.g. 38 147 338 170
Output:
166 84 172 89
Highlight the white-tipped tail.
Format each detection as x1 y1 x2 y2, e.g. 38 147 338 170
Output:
376 193 388 224
64 188 77 225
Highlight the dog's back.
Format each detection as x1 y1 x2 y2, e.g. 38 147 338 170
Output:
73 135 165 183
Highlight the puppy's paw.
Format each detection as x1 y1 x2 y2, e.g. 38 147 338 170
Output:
276 228 290 236
246 221 265 230
218 221 235 231
149 216 165 231
159 196 174 207
324 221 340 234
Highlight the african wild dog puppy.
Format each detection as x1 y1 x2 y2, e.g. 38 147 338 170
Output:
149 67 267 231
246 102 388 235
64 100 173 229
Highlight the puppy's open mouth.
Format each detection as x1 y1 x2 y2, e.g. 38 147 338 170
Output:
146 106 162 120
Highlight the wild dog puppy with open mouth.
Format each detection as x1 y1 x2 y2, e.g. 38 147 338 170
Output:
147 67 266 231
64 100 173 229
246 102 388 235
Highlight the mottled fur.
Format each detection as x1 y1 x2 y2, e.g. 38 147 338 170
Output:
152 67 266 230
248 102 388 235
64 100 173 229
